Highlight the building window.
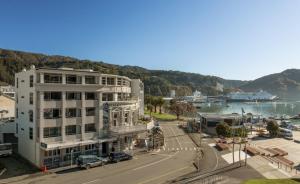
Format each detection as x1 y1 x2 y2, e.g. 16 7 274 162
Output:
65 108 81 118
29 127 33 140
44 108 61 119
117 78 122 85
101 77 106 85
121 93 130 101
43 127 61 138
85 144 95 150
85 92 96 100
16 108 18 118
44 92 62 101
30 75 34 87
107 77 115 85
16 123 18 134
65 125 77 135
29 110 33 122
16 78 19 88
85 76 96 84
44 74 62 83
66 92 81 100
102 93 113 101
29 93 33 104
85 124 96 133
86 107 95 116
124 113 129 123
66 75 82 84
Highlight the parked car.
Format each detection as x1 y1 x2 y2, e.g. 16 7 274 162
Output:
77 155 109 169
109 152 133 163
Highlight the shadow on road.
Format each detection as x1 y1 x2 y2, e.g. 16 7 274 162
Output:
55 167 82 174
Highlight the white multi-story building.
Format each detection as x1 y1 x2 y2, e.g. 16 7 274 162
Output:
15 66 145 169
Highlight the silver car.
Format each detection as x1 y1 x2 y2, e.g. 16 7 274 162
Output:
77 155 109 169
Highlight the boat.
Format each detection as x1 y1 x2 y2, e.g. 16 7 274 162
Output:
226 90 278 102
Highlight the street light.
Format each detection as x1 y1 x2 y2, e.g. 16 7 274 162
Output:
70 149 74 167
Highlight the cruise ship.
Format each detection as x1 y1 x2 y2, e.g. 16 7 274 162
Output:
227 90 278 102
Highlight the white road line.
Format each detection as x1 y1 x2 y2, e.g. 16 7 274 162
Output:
82 179 100 184
169 126 183 149
133 152 178 171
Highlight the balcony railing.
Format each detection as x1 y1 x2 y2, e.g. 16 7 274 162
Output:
110 125 147 135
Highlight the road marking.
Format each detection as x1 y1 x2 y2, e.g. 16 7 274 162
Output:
133 151 179 171
169 127 183 149
137 166 190 184
82 179 100 184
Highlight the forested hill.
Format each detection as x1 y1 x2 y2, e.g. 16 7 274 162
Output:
0 48 246 96
240 69 300 100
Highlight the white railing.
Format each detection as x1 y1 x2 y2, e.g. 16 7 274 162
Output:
110 125 147 134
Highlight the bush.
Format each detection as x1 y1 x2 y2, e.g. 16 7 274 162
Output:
216 122 230 137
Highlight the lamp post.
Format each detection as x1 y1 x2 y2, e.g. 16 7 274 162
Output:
70 149 74 167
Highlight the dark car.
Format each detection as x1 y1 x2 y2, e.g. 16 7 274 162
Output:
109 152 133 163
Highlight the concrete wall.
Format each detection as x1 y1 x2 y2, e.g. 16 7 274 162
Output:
16 68 38 166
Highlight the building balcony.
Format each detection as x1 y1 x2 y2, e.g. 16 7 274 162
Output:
110 124 146 135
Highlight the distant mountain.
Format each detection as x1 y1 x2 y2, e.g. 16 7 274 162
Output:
240 69 300 99
0 48 247 96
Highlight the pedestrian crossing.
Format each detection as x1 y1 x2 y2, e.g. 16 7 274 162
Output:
154 146 201 152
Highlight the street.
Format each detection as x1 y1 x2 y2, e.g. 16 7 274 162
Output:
6 121 197 184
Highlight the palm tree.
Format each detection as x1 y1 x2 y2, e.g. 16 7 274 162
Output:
157 97 165 114
151 97 159 113
147 104 154 117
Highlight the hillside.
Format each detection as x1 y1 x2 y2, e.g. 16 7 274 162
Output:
240 69 300 99
0 48 247 96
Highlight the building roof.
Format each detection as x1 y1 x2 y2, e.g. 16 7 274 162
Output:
198 113 242 120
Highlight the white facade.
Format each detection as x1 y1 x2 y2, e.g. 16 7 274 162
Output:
15 66 145 168
0 85 15 98
0 94 16 143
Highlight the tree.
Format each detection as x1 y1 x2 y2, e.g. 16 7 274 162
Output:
266 120 279 137
147 104 154 117
145 95 154 106
216 122 230 137
169 100 195 120
151 97 160 113
156 97 165 114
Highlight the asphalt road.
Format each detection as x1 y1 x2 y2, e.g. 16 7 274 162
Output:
9 121 197 184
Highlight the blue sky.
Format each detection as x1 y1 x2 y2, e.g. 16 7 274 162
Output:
0 0 300 80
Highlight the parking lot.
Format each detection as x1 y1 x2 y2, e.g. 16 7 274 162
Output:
251 131 300 166
244 131 300 178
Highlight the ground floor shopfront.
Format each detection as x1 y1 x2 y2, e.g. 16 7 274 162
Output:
40 135 138 169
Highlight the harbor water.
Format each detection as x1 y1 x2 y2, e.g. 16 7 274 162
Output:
198 101 300 124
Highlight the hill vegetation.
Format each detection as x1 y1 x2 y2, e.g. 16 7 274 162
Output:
0 48 246 96
240 69 300 99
